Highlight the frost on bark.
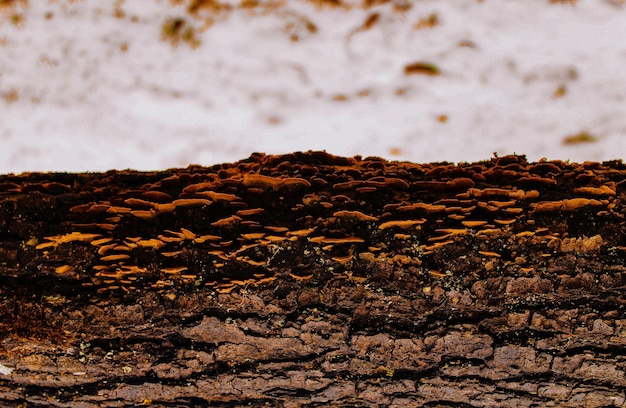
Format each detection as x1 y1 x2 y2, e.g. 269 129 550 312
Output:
0 152 625 407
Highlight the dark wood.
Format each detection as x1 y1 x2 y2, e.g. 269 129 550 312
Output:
0 152 625 407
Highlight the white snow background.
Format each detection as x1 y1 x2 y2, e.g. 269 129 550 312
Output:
0 0 625 174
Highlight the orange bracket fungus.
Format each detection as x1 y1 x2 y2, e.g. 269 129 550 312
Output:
0 151 618 297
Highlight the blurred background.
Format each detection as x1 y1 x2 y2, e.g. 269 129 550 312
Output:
0 0 625 173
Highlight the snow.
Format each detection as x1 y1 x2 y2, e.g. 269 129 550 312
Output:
0 0 624 173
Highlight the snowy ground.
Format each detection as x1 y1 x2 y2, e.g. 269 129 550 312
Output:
0 0 625 174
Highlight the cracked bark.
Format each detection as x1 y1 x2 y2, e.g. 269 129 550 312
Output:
0 152 625 407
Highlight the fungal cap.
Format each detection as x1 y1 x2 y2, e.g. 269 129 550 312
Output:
172 198 212 207
100 254 131 261
91 237 114 246
124 198 157 208
137 239 165 249
573 185 615 196
378 219 425 230
55 265 74 275
195 191 241 202
131 210 157 220
333 210 379 222
107 206 132 214
240 233 266 240
37 232 103 249
211 215 242 227
180 228 197 240
162 250 183 257
494 218 517 225
461 220 488 228
237 208 265 216
162 266 188 274
287 228 316 237
478 251 501 257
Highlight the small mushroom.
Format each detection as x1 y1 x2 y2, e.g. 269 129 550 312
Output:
141 190 173 202
237 208 265 217
137 239 165 249
240 233 265 240
287 228 316 237
211 215 242 227
195 191 241 202
88 204 110 213
91 237 114 246
475 229 500 236
333 210 378 222
162 266 188 274
494 219 516 225
378 219 425 230
216 284 236 294
100 254 131 262
155 203 176 213
289 272 314 281
240 221 262 228
172 198 212 207
265 235 287 243
113 245 133 252
180 228 197 240
124 198 157 208
37 232 103 249
242 174 280 189
574 185 616 196
461 220 488 228
487 200 516 208
107 206 132 214
282 177 312 188
428 270 446 278
161 250 183 257
55 265 74 275
158 234 183 243
194 234 221 243
97 223 118 231
131 210 157 220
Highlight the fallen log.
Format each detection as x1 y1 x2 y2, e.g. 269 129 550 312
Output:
0 152 625 407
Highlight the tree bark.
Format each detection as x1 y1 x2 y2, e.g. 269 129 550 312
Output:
0 152 625 407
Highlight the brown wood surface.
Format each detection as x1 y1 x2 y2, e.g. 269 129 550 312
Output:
0 152 625 407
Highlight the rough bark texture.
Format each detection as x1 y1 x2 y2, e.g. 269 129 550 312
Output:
0 152 625 407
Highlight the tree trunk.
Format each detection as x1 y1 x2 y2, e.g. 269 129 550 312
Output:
0 152 625 407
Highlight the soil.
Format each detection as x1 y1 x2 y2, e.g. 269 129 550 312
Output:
0 151 625 407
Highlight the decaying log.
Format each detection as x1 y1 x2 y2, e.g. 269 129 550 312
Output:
0 151 625 407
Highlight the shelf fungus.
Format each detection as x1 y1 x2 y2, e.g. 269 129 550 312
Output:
10 151 623 297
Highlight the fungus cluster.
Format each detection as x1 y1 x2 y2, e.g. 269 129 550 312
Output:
1 152 622 297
